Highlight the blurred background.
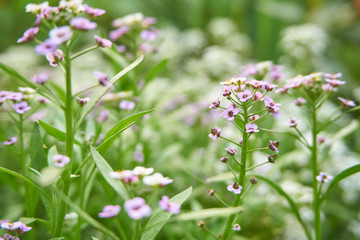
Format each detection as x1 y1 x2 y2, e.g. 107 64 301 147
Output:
1 0 360 239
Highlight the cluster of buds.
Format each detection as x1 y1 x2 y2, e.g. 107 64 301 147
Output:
18 0 111 65
239 61 283 82
109 166 173 187
110 12 159 57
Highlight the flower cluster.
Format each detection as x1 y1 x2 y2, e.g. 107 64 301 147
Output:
0 220 32 238
110 12 159 58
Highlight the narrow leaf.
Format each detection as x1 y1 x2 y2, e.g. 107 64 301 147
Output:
38 120 81 145
98 109 153 153
145 59 168 83
30 122 47 171
320 164 360 204
90 146 129 200
254 175 312 240
174 206 243 221
76 55 143 129
53 188 119 240
141 187 192 240
20 217 50 229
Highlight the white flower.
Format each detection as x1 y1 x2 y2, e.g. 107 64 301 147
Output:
143 173 173 187
109 170 134 180
25 2 49 13
132 166 154 176
316 172 333 183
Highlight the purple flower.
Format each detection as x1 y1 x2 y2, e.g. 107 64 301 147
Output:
34 39 58 55
209 127 221 140
94 71 109 86
53 154 70 168
316 172 333 183
117 45 126 53
119 100 135 110
83 4 106 18
38 96 50 104
8 92 23 102
225 148 237 156
3 137 17 146
233 223 241 231
286 118 299 127
109 26 130 41
143 17 157 26
97 110 109 122
317 136 327 144
159 195 180 214
98 205 121 218
141 28 159 41
76 97 90 106
322 84 334 92
13 101 31 114
248 115 259 122
264 83 277 91
222 85 232 96
221 103 239 121
325 79 345 87
70 17 97 30
227 182 242 194
245 123 259 134
31 73 49 85
249 80 265 89
93 35 112 48
294 97 306 106
324 72 342 79
46 49 64 66
208 98 220 109
237 89 252 102
269 140 280 153
124 197 152 220
252 91 263 101
264 97 281 113
220 154 228 163
338 97 356 107
109 170 139 184
49 26 73 44
0 221 31 234
17 27 39 43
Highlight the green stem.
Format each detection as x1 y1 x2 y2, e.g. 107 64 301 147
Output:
219 136 242 148
247 147 268 153
213 193 230 208
54 45 74 237
311 106 321 240
222 105 249 240
114 218 128 240
246 161 269 171
71 45 98 60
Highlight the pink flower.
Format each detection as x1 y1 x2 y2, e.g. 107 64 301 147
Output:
316 172 333 183
209 127 221 140
124 197 151 220
46 49 64 66
31 73 49 85
13 101 31 114
208 98 220 109
94 71 109 86
325 79 345 87
264 97 281 113
119 100 135 110
17 27 39 43
237 89 252 102
94 35 112 48
70 17 97 30
248 115 259 122
158 195 180 214
286 118 299 127
225 148 237 156
338 97 356 107
245 123 259 134
98 205 121 218
110 26 130 41
83 4 106 18
222 85 232 96
3 137 17 146
269 140 280 153
227 182 242 194
49 26 73 44
53 154 70 168
221 103 239 121
76 97 90 106
294 97 306 106
34 39 58 55
141 28 159 41
97 110 109 122
233 223 241 231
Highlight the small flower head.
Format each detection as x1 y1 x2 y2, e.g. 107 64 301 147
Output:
248 115 259 122
208 98 220 109
317 136 327 144
17 27 39 43
220 154 228 163
245 123 259 134
124 197 151 220
233 223 241 231
253 91 263 101
49 26 73 44
109 26 130 41
316 172 333 183
269 140 280 153
325 79 345 87
70 17 97 30
46 49 64 66
109 170 138 184
94 35 112 48
221 103 239 121
83 4 106 18
158 195 181 214
337 97 356 107
53 154 70 168
294 97 307 106
76 97 90 106
31 73 49 85
267 154 277 163
13 101 31 114
222 85 232 96
225 148 237 156
264 97 281 113
119 100 135 110
227 182 242 194
8 92 23 102
208 189 215 196
143 173 173 187
93 71 109 86
3 137 17 146
1 221 32 234
141 28 159 41
98 205 121 218
237 89 252 102
132 166 154 176
250 176 258 184
209 127 221 140
97 110 109 122
286 118 299 128
34 39 58 55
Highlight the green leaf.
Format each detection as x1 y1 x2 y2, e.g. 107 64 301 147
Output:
145 59 168 83
90 146 129 200
38 167 64 187
76 55 143 129
97 109 153 154
320 164 360 204
141 187 192 240
254 175 312 240
53 188 119 240
38 120 81 145
20 217 51 229
174 206 243 221
30 122 47 171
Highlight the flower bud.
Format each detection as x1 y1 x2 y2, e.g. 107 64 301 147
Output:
208 189 215 196
197 220 204 227
250 176 258 184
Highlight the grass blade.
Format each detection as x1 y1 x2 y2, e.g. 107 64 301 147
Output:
174 206 243 221
30 122 47 171
90 146 129 200
145 59 168 83
38 120 81 145
76 55 143 129
141 187 192 240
